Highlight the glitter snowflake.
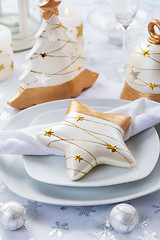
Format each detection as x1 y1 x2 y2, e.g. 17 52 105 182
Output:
153 202 160 213
23 201 43 212
138 231 160 240
0 183 6 194
137 216 149 229
91 231 118 240
90 220 118 240
60 206 66 210
76 206 96 216
49 222 69 238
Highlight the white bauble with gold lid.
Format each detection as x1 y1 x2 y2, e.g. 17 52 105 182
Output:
121 19 160 102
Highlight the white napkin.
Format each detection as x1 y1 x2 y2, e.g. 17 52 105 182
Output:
0 97 160 155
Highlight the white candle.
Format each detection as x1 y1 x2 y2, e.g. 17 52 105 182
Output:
59 6 83 28
0 25 14 81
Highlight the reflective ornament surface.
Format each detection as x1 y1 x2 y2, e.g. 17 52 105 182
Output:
106 203 139 233
0 201 26 230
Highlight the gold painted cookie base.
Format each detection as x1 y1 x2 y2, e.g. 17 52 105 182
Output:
120 82 160 102
8 69 98 109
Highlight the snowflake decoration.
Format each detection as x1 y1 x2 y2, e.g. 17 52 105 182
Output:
60 206 66 210
0 183 6 194
47 31 59 42
137 216 149 229
138 231 160 240
49 222 69 238
129 68 140 81
91 231 118 240
90 220 118 240
76 206 96 216
153 202 160 213
0 112 10 121
34 73 50 86
67 26 78 41
23 201 43 212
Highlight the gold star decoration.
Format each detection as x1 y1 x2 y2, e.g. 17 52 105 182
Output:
10 61 14 69
76 115 84 122
0 50 3 54
74 154 83 163
39 0 61 20
0 64 4 71
40 52 47 59
149 82 156 90
58 23 62 28
78 66 81 71
142 50 149 57
107 144 117 152
44 129 54 137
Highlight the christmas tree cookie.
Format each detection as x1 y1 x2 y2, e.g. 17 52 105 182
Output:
8 0 98 109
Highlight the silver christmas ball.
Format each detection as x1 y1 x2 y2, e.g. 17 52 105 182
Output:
106 203 139 233
0 202 26 230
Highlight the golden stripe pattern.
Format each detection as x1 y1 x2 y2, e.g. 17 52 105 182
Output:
44 115 133 172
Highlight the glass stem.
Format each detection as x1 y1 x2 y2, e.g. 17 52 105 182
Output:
122 26 128 68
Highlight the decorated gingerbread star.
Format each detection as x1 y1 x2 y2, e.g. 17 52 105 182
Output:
37 100 136 181
39 0 61 20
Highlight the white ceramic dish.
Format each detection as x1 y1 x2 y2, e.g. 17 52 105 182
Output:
0 98 160 206
23 107 159 187
0 133 160 206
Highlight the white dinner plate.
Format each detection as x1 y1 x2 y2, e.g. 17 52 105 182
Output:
22 106 159 187
0 126 160 206
0 98 160 206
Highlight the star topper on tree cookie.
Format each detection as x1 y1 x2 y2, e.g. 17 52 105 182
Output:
8 0 99 109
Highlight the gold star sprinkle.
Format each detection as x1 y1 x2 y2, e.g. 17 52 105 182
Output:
10 61 14 69
78 66 81 71
44 129 54 137
0 50 3 54
76 115 84 122
149 82 156 90
58 23 62 28
74 154 83 163
40 52 47 59
0 64 4 71
107 144 117 152
142 50 149 57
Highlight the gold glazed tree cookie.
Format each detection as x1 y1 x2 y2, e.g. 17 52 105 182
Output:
37 100 136 181
8 0 98 109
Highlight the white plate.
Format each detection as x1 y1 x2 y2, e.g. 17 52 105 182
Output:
0 125 160 206
22 105 159 187
0 98 160 206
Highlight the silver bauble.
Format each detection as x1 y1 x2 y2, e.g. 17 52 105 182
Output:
0 201 26 230
106 203 139 234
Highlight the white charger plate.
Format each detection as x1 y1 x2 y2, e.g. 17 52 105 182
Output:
0 126 160 206
22 106 159 187
1 98 160 205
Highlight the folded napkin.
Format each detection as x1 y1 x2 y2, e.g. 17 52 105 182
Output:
0 97 160 155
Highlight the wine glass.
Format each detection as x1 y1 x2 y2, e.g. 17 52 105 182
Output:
106 0 140 82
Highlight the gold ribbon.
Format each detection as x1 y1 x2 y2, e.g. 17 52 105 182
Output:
120 82 160 102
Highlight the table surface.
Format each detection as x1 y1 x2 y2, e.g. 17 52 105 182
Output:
0 0 160 239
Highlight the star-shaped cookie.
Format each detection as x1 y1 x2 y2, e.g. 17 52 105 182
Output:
39 0 61 20
37 100 136 181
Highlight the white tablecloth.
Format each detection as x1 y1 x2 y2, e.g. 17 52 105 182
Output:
0 0 160 239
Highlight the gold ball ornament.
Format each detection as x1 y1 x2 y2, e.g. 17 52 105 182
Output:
121 19 160 103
